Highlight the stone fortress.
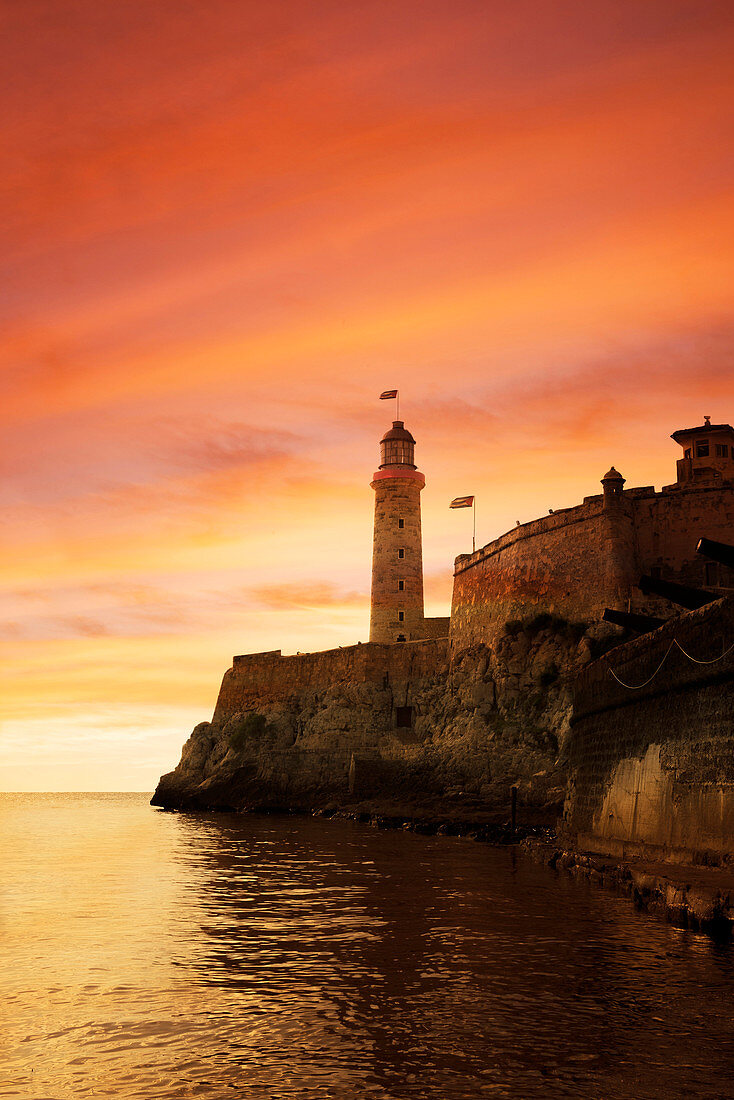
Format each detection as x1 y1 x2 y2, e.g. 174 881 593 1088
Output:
451 415 734 645
371 411 734 650
154 413 734 873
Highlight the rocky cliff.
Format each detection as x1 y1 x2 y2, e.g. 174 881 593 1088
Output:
152 615 609 821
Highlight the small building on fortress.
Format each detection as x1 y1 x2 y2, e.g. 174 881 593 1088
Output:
450 417 734 648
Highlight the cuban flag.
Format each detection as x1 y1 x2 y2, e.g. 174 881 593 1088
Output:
379 390 398 400
450 496 474 508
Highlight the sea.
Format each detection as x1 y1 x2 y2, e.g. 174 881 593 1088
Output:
2 792 734 1099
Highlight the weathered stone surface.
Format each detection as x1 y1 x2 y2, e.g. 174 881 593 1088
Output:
370 470 425 643
450 483 734 648
562 595 734 861
152 618 591 816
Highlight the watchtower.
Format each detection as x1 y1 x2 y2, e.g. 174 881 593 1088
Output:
601 466 626 507
369 421 425 643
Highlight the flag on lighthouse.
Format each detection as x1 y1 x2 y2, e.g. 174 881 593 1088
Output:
450 496 474 508
379 390 398 400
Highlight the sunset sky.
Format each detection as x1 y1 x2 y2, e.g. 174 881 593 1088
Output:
3 0 734 790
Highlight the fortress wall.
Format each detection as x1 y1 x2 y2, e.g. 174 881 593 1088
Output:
213 638 448 725
449 483 734 649
563 597 734 861
420 616 451 639
631 485 734 589
449 499 616 648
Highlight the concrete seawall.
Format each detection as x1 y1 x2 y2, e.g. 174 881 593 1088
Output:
562 596 734 863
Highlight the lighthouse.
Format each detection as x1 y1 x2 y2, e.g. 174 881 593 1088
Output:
369 420 425 643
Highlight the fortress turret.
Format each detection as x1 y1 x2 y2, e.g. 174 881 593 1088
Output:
598 465 637 609
369 421 425 643
601 466 625 507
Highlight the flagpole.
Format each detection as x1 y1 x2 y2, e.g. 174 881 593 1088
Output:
396 390 400 420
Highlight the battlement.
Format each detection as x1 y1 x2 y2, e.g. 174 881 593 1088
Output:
455 480 733 578
454 495 604 576
450 478 734 649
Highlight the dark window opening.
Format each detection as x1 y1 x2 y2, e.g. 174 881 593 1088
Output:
696 441 709 458
396 634 406 642
705 561 718 586
716 444 729 458
684 448 691 459
396 706 413 728
398 548 405 559
650 565 662 580
398 611 405 622
398 518 405 529
398 580 404 591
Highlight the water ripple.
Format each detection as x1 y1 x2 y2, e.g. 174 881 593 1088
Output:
2 793 734 1098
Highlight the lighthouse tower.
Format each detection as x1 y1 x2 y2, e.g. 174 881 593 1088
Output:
369 421 425 643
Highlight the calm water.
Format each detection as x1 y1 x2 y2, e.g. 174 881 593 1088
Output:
2 795 734 1099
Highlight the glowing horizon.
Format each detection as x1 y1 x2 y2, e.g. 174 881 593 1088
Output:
3 1 734 790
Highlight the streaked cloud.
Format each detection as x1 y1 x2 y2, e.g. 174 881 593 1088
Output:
250 581 368 612
3 0 733 788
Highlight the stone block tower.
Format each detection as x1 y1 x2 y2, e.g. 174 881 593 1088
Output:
600 466 638 610
369 420 425 643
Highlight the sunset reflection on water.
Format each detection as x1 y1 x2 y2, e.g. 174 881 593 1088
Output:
2 793 734 1098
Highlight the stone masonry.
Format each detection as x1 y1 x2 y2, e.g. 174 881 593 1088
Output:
370 419 428 644
562 595 734 861
370 470 425 642
451 421 734 648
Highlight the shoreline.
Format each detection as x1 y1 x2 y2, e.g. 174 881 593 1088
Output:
525 838 734 937
153 793 734 937
153 793 557 843
155 795 734 937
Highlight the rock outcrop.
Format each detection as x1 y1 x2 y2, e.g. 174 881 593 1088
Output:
152 615 609 820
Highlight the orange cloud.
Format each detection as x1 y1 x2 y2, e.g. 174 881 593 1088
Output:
251 581 368 612
3 0 734 788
